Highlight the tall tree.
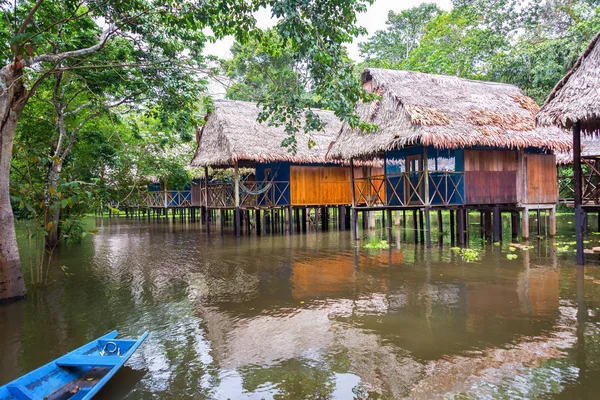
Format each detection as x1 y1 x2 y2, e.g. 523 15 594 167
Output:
359 3 442 67
0 0 374 302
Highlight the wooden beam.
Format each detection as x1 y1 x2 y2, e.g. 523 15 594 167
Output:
573 121 585 264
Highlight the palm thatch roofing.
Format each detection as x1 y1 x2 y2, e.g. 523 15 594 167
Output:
190 99 342 167
537 31 600 132
327 69 572 160
556 136 600 165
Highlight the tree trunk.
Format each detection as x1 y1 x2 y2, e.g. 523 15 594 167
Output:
0 69 27 302
44 163 61 248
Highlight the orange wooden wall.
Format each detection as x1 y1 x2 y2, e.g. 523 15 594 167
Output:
290 166 353 206
523 153 558 204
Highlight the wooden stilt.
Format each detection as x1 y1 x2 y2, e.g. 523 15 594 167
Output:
521 207 529 240
457 209 464 245
573 121 585 264
220 210 225 235
412 209 418 243
386 208 393 243
549 206 557 237
493 205 501 242
419 209 425 245
340 206 346 231
450 209 455 246
352 208 358 240
425 207 431 248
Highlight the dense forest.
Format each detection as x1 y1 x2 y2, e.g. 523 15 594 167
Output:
1 0 598 298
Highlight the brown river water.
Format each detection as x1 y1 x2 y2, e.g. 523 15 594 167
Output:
1 214 600 399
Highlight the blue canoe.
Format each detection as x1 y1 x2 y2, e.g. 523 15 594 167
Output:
0 330 148 400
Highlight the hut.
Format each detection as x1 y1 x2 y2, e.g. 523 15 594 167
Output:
537 31 600 264
555 136 600 205
190 99 359 236
327 68 572 245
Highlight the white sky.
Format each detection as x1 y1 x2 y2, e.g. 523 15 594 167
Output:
204 0 453 61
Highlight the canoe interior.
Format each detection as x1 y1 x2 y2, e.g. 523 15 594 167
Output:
0 330 148 400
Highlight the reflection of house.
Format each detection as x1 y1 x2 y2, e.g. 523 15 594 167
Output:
327 69 572 243
291 252 402 298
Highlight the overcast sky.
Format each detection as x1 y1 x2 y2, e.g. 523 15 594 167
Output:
204 0 453 61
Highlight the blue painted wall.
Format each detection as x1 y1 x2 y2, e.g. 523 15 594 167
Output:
385 145 465 206
255 162 291 205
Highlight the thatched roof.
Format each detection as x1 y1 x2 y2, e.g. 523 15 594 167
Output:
556 136 600 165
537 31 600 132
327 69 572 160
190 99 342 167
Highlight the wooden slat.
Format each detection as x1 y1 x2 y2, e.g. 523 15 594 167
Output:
524 154 558 204
465 171 517 204
290 166 353 206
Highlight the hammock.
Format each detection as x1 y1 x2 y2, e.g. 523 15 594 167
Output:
239 180 274 195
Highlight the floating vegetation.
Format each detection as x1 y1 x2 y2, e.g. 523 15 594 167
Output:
451 247 480 262
364 238 390 250
506 254 518 260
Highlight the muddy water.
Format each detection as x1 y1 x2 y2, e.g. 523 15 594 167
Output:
1 215 600 399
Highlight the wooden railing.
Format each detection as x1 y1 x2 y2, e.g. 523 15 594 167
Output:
143 191 192 208
202 181 291 208
353 171 464 207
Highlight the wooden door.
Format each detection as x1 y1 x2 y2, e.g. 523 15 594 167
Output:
406 155 424 204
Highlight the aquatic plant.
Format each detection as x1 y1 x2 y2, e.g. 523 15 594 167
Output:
506 254 518 260
363 238 390 250
451 247 480 262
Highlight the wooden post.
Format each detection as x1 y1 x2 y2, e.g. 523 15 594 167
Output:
511 211 518 239
574 121 584 264
437 210 443 245
301 208 307 232
350 158 357 240
450 209 456 246
386 208 393 243
521 207 529 240
412 209 418 243
424 145 430 206
419 209 425 245
395 210 401 226
287 206 293 234
549 205 557 237
484 211 492 241
340 206 346 231
493 205 501 242
234 162 241 237
220 209 225 235
352 208 358 240
457 209 464 245
256 209 261 235
425 207 431 248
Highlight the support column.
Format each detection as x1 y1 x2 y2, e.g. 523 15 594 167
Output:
425 207 431 248
386 208 393 243
234 162 241 237
287 206 293 234
493 205 501 242
418 209 425 245
521 207 529 240
220 210 225 235
395 210 401 226
573 121 585 264
256 209 261 235
352 208 358 240
450 209 456 246
340 206 346 231
368 211 376 230
549 206 557 237
457 209 464 246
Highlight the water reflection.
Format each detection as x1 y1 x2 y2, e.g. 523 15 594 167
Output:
1 216 600 398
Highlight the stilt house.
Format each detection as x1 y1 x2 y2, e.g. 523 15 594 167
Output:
189 99 364 235
327 68 572 243
537 30 600 264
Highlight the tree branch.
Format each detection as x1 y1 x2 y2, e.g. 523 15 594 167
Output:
17 0 45 35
